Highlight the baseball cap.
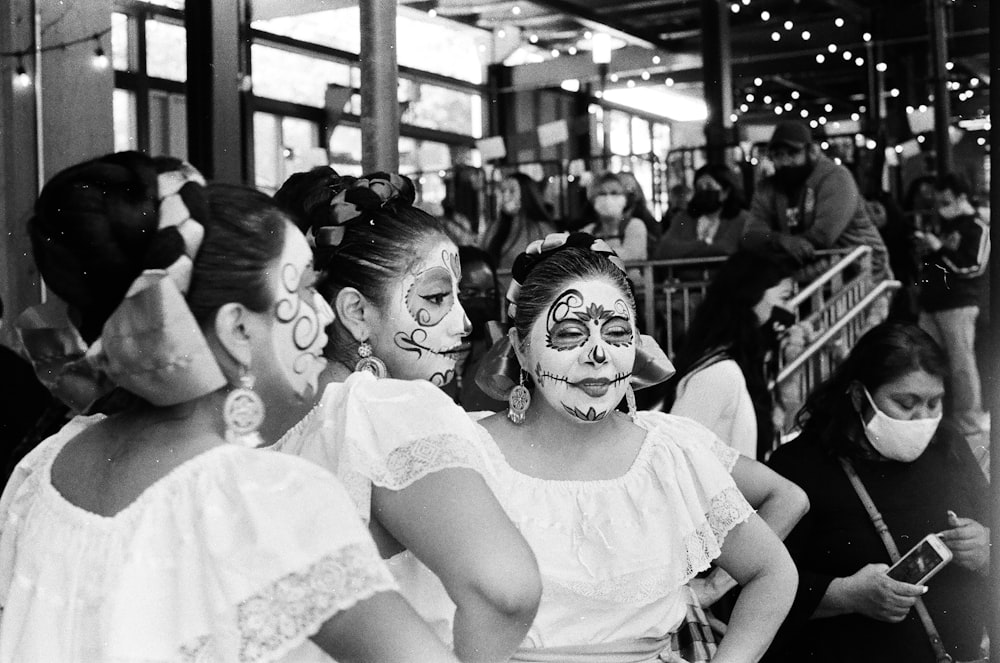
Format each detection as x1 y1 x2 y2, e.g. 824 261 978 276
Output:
768 121 812 150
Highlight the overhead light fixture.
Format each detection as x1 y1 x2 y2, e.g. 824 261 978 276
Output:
591 32 613 64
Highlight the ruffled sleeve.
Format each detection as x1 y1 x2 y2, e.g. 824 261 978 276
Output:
644 410 741 473
110 450 397 662
274 372 491 521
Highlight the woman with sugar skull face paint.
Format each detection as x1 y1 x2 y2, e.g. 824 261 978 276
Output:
0 152 459 663
270 168 542 663
388 232 797 662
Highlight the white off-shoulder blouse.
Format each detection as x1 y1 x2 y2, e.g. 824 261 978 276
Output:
0 415 397 663
381 409 750 654
273 371 492 523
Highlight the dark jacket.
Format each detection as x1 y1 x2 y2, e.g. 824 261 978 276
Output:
743 154 890 280
918 210 990 312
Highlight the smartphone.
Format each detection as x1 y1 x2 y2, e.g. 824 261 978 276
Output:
886 533 953 585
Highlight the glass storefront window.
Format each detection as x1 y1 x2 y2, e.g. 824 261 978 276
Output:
254 113 323 193
631 117 651 155
609 110 632 156
136 0 185 8
329 125 363 176
113 89 138 152
111 13 130 71
400 80 481 137
251 44 352 107
149 90 187 159
652 123 671 158
251 6 361 54
145 19 186 81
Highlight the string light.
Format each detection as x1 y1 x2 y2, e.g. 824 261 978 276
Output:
783 20 793 30
816 53 825 63
754 77 763 86
851 112 861 120
14 56 31 88
584 31 593 40
842 50 853 60
652 55 661 64
835 17 845 27
855 56 864 66
784 102 793 111
763 95 772 104
801 30 811 40
511 4 521 15
760 10 770 20
863 32 872 42
740 103 749 112
828 44 838 53
771 31 781 41
876 62 887 72
529 34 538 43
774 106 784 115
730 113 739 122
731 3 741 13
791 90 800 99
824 103 833 112
626 79 636 88
428 8 437 17
746 93 755 102
567 45 577 55
665 77 675 86
92 35 109 70
641 70 650 80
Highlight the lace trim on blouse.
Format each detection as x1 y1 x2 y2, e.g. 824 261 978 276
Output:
352 433 485 491
544 486 752 604
178 542 397 662
709 437 740 473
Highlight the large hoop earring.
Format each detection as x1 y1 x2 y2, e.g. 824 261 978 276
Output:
223 367 265 447
354 340 388 378
508 370 531 424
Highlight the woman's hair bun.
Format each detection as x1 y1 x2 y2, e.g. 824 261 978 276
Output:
272 166 344 235
29 151 200 342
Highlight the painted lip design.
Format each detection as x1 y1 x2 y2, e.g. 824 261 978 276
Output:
569 372 630 397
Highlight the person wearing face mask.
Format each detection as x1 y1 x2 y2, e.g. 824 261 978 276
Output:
579 172 649 265
654 164 748 261
742 121 890 282
657 250 800 461
763 322 990 663
914 173 990 468
482 172 557 274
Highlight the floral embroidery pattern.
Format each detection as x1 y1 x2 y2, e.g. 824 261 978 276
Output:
179 543 397 662
356 433 485 490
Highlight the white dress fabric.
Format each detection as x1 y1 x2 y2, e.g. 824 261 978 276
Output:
671 359 757 459
389 410 751 658
0 415 397 663
273 371 491 524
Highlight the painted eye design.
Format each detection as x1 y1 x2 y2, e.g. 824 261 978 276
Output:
421 292 451 306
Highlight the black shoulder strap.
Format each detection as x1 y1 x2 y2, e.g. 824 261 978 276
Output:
838 457 953 663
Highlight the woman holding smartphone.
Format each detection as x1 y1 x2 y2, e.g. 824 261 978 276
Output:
763 322 989 663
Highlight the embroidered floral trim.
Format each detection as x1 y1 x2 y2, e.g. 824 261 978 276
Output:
353 433 485 490
542 487 753 604
179 542 397 662
709 438 740 473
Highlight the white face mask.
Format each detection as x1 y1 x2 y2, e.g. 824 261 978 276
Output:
593 194 627 219
860 387 941 462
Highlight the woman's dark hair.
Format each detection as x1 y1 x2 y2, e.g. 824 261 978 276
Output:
30 151 286 343
693 164 746 219
273 166 451 366
659 250 794 457
795 322 949 458
486 172 553 264
513 247 635 351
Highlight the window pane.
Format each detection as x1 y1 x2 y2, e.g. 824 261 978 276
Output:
631 117 651 154
281 116 323 180
396 8 486 84
400 82 480 137
254 113 282 193
149 90 187 159
328 126 362 175
113 89 138 152
146 19 186 81
251 44 352 107
251 6 361 54
652 123 671 157
609 110 631 156
111 13 130 71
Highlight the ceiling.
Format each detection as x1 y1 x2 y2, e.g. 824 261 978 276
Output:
407 0 990 134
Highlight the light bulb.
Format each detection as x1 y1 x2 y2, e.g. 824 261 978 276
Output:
816 54 825 63
93 46 109 70
760 10 770 20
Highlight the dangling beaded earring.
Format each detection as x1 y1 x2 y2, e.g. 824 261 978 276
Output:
508 370 531 424
354 340 388 378
625 384 638 423
223 367 265 447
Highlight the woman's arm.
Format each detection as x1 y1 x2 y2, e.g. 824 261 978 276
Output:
711 514 797 663
373 469 541 663
693 458 809 606
312 590 459 663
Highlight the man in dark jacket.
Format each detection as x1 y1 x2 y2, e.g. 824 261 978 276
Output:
916 173 990 464
742 121 891 282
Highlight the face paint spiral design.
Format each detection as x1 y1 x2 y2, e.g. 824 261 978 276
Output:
525 280 637 424
275 262 325 376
